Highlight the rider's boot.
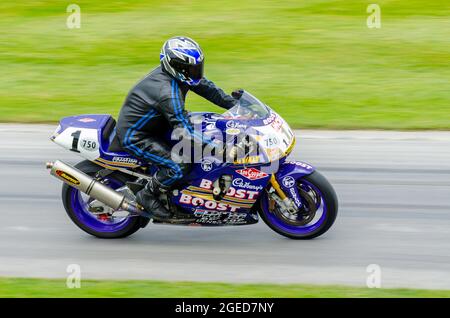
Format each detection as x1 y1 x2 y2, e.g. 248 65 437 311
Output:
135 177 172 219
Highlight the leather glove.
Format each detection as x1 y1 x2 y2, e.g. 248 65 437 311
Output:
231 89 244 100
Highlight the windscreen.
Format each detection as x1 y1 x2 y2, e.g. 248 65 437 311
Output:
222 91 270 120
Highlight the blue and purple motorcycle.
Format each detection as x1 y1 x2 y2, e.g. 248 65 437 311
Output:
46 91 338 239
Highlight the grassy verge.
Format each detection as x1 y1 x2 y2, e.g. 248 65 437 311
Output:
0 1 449 129
0 278 449 298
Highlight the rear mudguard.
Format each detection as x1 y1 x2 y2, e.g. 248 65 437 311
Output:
273 160 316 209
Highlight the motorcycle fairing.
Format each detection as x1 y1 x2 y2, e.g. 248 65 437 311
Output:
169 162 273 226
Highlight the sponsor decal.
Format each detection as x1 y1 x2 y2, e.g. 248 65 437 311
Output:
112 157 138 164
194 209 217 216
182 179 259 209
225 128 241 135
200 159 213 172
286 160 313 170
289 188 302 207
226 120 237 128
236 168 269 181
206 123 216 130
199 179 259 200
270 116 283 131
179 193 239 212
263 112 276 125
77 117 96 123
56 170 80 185
96 157 139 167
232 178 264 191
226 120 246 129
263 113 282 131
282 176 295 188
182 189 253 208
234 155 260 165
193 210 248 225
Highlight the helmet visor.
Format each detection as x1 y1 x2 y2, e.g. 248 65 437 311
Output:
187 62 204 81
170 59 204 81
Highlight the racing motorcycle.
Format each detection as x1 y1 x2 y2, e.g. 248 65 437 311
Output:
46 91 338 239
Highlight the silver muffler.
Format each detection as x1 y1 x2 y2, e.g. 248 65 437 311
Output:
46 160 145 216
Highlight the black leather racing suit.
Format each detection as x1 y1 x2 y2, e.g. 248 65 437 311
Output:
116 66 236 187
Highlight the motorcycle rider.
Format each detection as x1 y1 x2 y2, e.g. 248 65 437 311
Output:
116 36 237 219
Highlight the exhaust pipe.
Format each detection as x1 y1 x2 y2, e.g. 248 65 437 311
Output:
46 160 145 216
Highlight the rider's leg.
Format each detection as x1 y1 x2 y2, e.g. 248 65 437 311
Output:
135 177 170 219
123 136 191 218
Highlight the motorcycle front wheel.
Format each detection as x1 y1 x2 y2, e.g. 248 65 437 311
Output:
259 170 338 239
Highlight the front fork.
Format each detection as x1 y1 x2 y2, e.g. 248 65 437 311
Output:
269 174 301 213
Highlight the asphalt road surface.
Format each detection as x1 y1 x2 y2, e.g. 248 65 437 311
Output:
1 124 449 289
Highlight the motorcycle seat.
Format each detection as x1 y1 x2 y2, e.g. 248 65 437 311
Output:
108 132 124 152
100 116 126 153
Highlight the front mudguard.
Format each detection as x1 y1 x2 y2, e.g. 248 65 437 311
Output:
273 160 316 209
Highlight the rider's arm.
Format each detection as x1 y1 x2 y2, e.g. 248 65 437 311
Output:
158 96 217 147
190 78 237 110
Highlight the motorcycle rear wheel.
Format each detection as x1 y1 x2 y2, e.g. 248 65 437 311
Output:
62 160 148 238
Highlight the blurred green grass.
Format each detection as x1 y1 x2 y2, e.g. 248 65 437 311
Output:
0 1 449 129
1 277 450 298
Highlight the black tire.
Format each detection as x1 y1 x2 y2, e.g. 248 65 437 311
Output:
62 160 149 239
259 170 338 239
